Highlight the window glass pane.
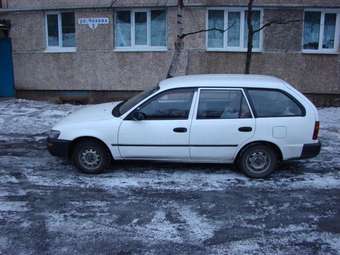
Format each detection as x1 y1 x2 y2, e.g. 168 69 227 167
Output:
47 14 59 47
139 89 194 120
227 12 241 47
135 12 147 45
244 11 261 48
119 87 159 116
151 10 166 46
197 90 251 119
116 11 131 47
61 12 75 47
303 12 321 49
208 10 224 48
248 90 303 117
323 13 336 49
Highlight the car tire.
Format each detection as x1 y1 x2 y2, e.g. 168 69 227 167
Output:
72 140 111 174
237 144 278 178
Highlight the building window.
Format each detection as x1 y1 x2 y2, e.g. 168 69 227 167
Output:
207 8 263 52
45 12 76 51
115 9 167 51
303 10 339 53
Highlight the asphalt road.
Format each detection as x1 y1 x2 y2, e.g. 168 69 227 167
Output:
0 99 340 255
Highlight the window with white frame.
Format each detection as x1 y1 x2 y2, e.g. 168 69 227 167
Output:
303 10 339 53
115 9 167 50
46 12 76 50
207 8 262 51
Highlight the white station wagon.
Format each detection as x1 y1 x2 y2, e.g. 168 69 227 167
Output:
47 75 321 178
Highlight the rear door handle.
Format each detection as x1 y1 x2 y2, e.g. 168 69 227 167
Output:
173 127 187 133
239 127 252 132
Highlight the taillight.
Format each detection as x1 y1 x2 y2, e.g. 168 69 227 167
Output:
313 121 320 140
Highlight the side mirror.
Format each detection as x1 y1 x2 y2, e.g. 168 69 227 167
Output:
131 111 145 121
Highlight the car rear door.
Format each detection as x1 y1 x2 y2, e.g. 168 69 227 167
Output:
189 88 255 162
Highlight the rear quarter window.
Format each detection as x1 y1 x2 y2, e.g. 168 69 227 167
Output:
247 89 305 117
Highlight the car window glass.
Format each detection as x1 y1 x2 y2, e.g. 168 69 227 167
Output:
197 90 252 119
138 88 194 120
118 86 159 115
248 89 303 117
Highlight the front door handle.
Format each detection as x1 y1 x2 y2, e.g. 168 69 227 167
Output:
239 127 252 132
173 127 187 133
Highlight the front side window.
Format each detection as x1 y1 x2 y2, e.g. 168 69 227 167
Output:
115 9 166 50
197 90 252 119
303 11 339 52
207 9 262 51
116 86 159 116
247 89 304 117
46 12 75 49
134 89 194 120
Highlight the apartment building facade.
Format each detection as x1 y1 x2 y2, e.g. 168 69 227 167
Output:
0 0 339 105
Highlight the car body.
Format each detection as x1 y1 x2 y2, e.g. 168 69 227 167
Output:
47 74 321 178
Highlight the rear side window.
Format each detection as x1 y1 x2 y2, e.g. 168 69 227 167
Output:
197 90 252 119
247 89 304 117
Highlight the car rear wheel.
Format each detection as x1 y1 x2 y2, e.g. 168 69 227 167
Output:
237 144 278 178
72 140 111 174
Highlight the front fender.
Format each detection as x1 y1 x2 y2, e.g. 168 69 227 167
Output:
56 120 121 159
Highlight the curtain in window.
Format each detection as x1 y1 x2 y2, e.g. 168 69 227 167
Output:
208 10 224 48
244 11 261 49
323 13 336 49
151 10 166 46
61 13 75 47
116 11 131 47
303 12 321 49
47 14 59 46
227 12 240 47
135 12 147 45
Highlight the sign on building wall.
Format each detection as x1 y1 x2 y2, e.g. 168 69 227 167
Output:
78 18 110 30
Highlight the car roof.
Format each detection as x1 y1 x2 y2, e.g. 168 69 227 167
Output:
159 74 287 90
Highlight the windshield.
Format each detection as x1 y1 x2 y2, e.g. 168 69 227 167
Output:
113 86 159 117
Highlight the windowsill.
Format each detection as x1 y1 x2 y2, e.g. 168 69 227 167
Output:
114 47 168 52
44 47 77 53
302 49 339 55
207 48 263 53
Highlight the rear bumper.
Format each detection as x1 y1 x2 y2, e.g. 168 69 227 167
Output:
300 141 321 159
47 138 71 158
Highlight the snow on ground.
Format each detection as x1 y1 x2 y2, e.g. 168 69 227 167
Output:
0 98 340 255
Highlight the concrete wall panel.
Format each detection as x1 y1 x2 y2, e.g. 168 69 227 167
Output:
13 51 172 90
187 51 340 94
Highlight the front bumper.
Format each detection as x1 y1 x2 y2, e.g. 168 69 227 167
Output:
300 141 321 159
47 138 71 158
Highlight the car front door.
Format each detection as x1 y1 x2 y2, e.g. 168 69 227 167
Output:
189 88 255 162
118 88 196 160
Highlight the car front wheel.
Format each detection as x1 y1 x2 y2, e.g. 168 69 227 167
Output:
237 144 278 178
72 140 111 174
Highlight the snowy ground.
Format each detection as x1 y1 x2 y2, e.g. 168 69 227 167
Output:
0 98 340 255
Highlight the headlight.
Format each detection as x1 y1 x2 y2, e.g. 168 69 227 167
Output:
48 130 61 139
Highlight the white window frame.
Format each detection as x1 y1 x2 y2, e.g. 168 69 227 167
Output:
114 9 168 52
45 11 76 53
302 9 340 54
206 7 264 52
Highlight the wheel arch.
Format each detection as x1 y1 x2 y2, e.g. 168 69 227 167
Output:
235 140 283 163
68 136 113 160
